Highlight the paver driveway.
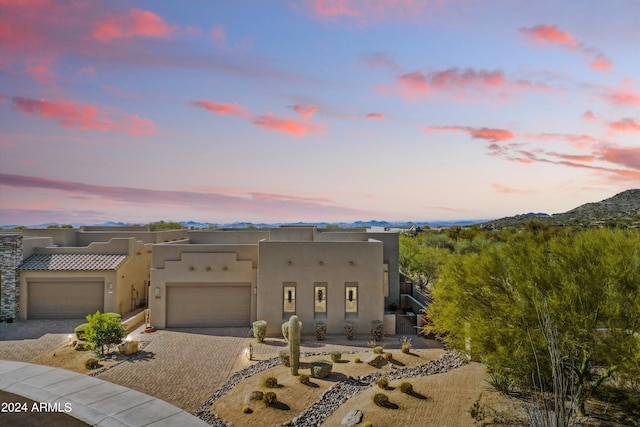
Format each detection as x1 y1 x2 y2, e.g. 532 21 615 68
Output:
0 319 83 361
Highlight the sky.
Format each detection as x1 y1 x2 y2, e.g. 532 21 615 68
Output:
0 0 639 226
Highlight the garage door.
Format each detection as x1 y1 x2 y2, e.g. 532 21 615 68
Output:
28 281 104 319
166 284 251 327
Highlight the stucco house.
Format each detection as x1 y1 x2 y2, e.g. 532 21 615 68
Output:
2 225 400 336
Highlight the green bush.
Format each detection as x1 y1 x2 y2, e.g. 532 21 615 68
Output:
253 320 267 343
314 322 326 341
74 323 89 340
84 311 126 356
262 391 277 406
370 320 385 341
279 349 290 367
298 374 310 384
373 346 384 354
400 382 413 394
241 405 252 414
344 321 356 340
377 376 389 389
330 351 342 362
85 358 100 369
281 321 289 342
373 393 389 407
262 376 278 388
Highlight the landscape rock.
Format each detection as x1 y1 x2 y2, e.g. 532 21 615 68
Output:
365 354 384 367
341 409 363 426
310 360 333 379
244 390 264 405
117 340 139 355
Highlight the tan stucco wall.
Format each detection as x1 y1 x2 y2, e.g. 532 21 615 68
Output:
149 245 258 328
257 240 384 336
188 230 269 244
115 240 151 316
21 229 78 246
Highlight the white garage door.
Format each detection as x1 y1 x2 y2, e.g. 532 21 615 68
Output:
166 284 251 327
28 281 104 319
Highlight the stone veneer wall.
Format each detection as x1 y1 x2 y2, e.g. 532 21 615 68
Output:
0 234 23 320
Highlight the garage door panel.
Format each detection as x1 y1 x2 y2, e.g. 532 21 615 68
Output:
28 281 103 319
166 284 250 327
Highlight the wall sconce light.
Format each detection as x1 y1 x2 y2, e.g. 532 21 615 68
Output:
155 287 161 299
108 283 114 294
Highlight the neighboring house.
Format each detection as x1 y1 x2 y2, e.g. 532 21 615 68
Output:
2 225 400 336
149 226 399 335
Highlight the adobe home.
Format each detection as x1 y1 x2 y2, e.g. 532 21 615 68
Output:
1 225 400 336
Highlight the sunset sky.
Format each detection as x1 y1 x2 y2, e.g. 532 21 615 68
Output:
1 0 639 226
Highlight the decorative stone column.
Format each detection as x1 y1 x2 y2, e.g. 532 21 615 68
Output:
0 234 23 321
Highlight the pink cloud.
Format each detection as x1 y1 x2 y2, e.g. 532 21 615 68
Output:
520 24 613 72
26 64 54 84
12 96 155 135
361 52 401 72
366 113 385 119
93 8 175 41
424 125 515 142
79 65 95 74
519 25 577 48
300 0 430 25
191 100 248 117
491 183 535 195
254 114 323 137
609 118 640 132
597 145 640 170
582 110 597 121
209 24 226 45
601 80 640 106
293 104 318 120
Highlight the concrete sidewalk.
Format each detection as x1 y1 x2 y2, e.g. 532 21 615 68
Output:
0 360 210 427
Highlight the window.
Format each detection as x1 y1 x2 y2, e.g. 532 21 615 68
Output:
383 262 389 297
283 284 296 313
345 284 358 313
314 284 327 314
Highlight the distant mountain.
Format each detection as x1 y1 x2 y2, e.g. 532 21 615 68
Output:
482 189 640 229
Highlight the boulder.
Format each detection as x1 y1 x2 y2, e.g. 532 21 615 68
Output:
341 409 363 426
310 360 333 379
118 341 139 355
366 354 384 367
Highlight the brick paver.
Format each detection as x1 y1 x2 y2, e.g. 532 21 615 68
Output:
0 319 83 362
95 327 250 412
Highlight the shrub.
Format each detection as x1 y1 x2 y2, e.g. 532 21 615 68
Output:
363 422 373 427
298 374 310 384
373 393 389 407
74 323 89 340
241 405 252 414
398 336 412 353
262 391 277 406
330 351 341 362
344 321 356 340
252 320 267 343
370 320 385 341
279 349 290 367
85 358 100 369
373 346 384 354
401 344 411 354
281 322 290 342
353 356 361 363
84 311 126 356
487 371 516 395
314 322 326 341
262 376 278 388
400 382 413 394
377 376 389 389
383 352 393 361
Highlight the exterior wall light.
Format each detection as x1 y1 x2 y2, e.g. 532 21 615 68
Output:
108 283 114 294
155 287 161 299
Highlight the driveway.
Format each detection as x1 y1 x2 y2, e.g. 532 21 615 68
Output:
0 319 83 362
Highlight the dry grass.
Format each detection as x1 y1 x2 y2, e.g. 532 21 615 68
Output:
211 349 523 427
31 341 119 374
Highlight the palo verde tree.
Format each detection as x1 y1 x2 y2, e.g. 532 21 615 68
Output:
84 311 127 357
427 228 640 417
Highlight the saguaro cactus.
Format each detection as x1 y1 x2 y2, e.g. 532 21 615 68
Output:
288 315 301 375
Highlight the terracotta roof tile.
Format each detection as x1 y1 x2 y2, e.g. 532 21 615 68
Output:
18 254 128 271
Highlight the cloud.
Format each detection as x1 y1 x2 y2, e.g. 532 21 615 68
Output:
599 80 640 106
25 63 55 84
0 173 370 221
609 118 640 132
93 8 175 41
12 96 155 135
79 65 95 75
519 24 613 72
424 125 515 142
491 183 535 195
597 145 640 170
582 110 597 121
254 114 324 137
366 113 385 119
299 0 432 25
292 104 318 120
360 52 401 72
191 100 248 117
209 24 226 45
